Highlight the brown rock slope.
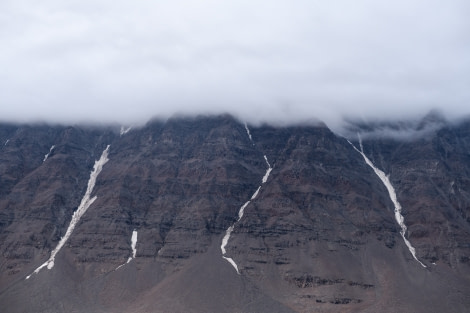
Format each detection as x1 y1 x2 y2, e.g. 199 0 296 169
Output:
0 114 469 312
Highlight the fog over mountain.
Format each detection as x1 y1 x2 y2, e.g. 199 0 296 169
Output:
1 0 469 128
2 3 470 310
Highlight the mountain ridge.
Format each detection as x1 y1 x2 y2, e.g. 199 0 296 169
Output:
0 114 469 312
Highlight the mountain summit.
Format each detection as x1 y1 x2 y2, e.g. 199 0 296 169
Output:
0 115 469 312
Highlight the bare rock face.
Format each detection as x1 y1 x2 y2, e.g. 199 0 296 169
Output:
0 114 469 313
0 124 112 282
359 120 470 270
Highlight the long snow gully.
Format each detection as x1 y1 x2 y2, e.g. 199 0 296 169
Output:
220 124 273 274
349 136 426 268
26 145 111 279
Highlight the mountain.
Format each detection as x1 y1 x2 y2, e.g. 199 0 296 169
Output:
0 114 469 313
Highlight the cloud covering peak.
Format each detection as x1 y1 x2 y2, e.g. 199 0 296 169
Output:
1 0 469 127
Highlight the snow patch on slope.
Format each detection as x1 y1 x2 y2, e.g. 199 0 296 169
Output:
120 126 132 136
116 229 138 270
26 145 110 279
349 136 426 268
238 201 251 220
251 186 261 200
221 225 235 256
262 155 272 183
127 230 138 263
221 124 273 274
244 123 253 143
223 256 239 273
43 145 55 162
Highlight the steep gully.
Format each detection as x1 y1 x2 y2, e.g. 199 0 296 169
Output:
220 124 273 274
26 145 111 279
349 136 426 268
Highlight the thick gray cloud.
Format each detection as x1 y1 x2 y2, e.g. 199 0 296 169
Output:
1 0 469 128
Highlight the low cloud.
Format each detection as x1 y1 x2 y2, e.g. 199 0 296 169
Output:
339 110 450 140
1 0 469 130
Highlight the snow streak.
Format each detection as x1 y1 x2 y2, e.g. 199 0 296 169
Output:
349 136 426 268
115 229 138 270
120 126 132 136
43 145 55 162
26 145 110 279
262 156 272 183
223 256 240 273
127 230 138 263
244 123 253 142
221 125 273 274
4 139 9 146
251 186 261 200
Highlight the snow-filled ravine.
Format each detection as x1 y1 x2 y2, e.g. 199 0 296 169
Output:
120 126 132 136
220 125 273 274
129 230 138 262
115 229 138 270
43 145 55 162
349 137 426 268
26 145 110 279
244 122 253 143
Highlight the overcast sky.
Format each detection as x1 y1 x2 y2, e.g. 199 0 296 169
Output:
1 0 469 128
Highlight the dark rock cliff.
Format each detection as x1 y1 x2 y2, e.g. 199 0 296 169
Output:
0 115 469 312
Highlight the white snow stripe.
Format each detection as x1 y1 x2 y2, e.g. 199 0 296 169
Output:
251 186 261 200
27 145 110 279
349 137 426 268
221 225 234 255
238 201 251 220
221 124 274 274
244 123 253 142
126 230 138 264
116 229 139 269
261 155 273 184
263 155 271 169
262 167 272 184
43 145 55 162
130 230 137 259
120 126 132 136
223 256 240 274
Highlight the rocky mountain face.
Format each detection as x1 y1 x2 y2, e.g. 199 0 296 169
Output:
0 114 469 313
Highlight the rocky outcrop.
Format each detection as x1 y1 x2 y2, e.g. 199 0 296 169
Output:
0 124 113 282
358 120 470 269
0 114 469 313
